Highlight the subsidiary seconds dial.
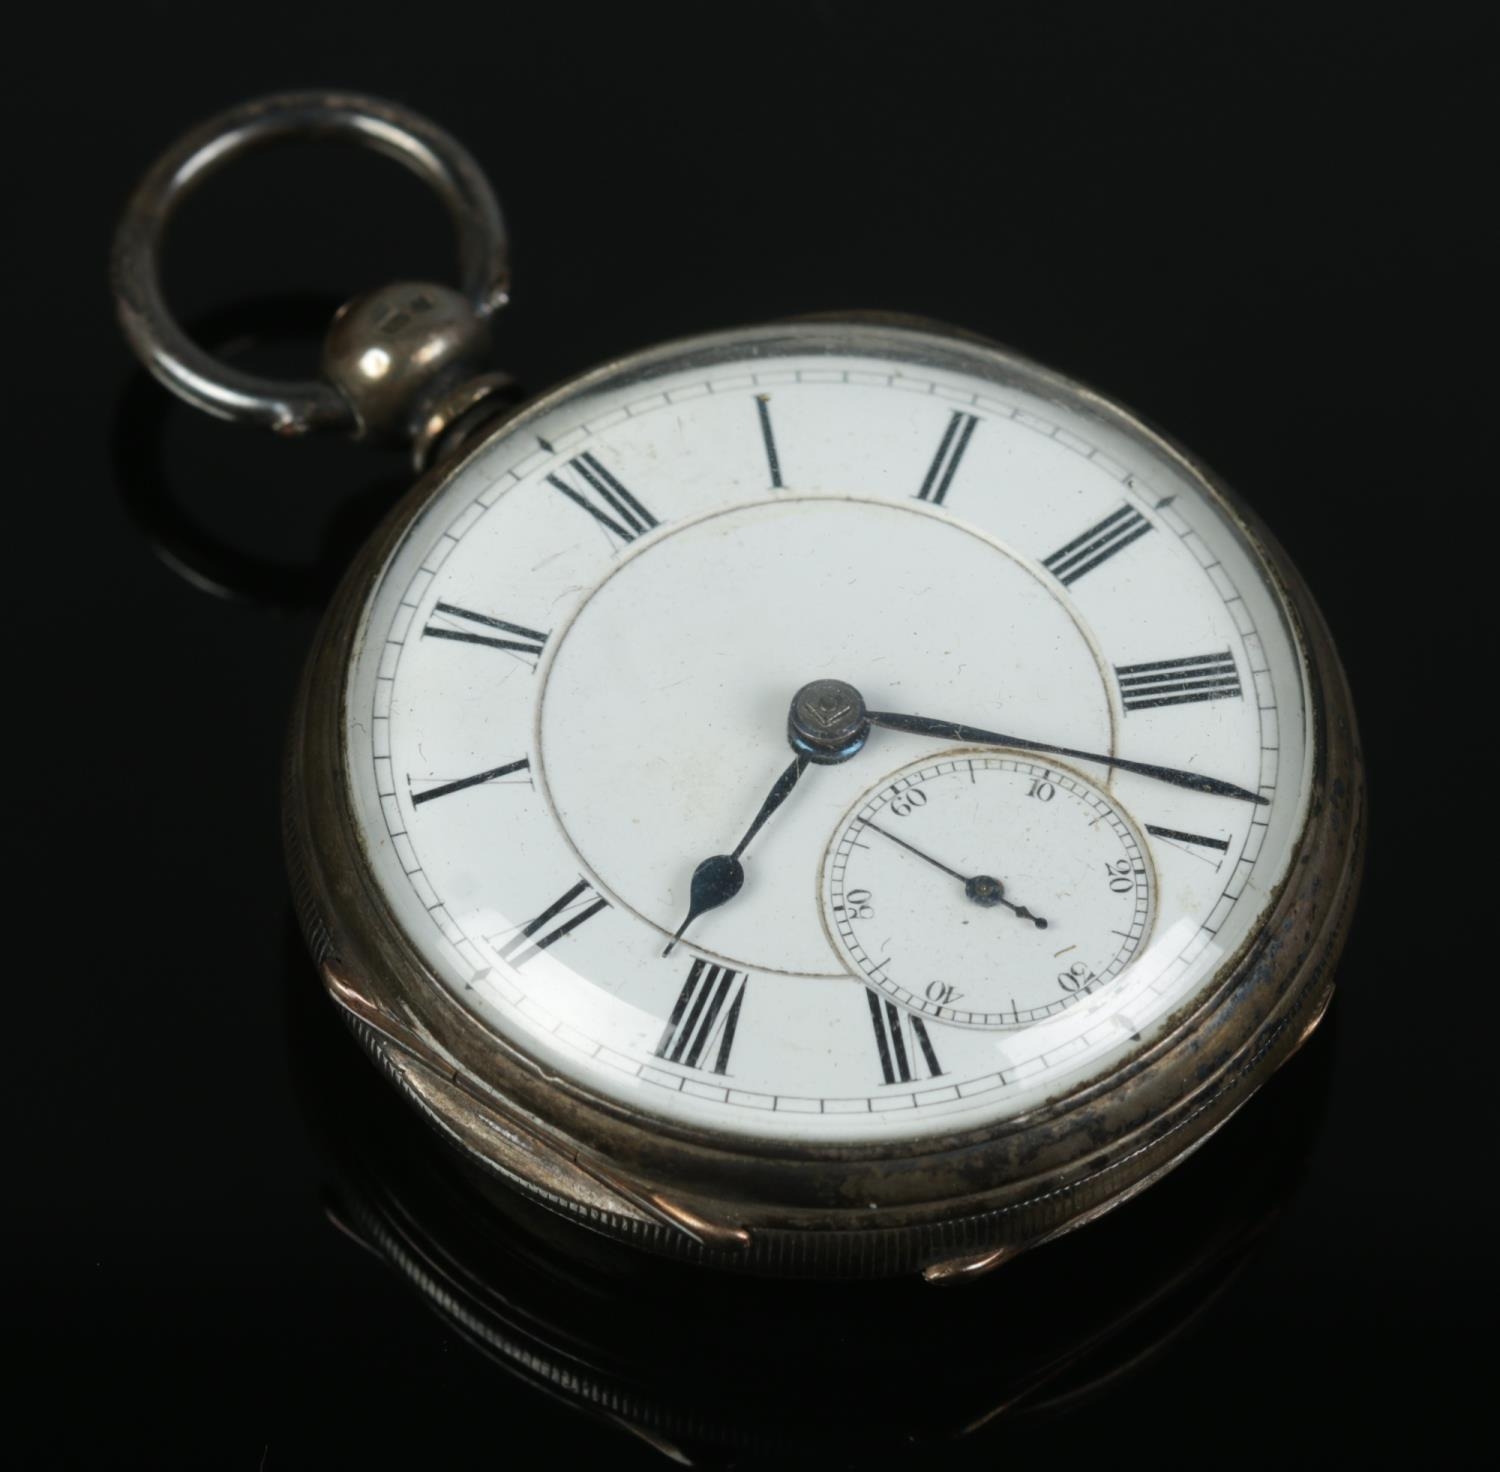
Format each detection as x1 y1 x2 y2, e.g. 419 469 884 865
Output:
822 754 1155 1027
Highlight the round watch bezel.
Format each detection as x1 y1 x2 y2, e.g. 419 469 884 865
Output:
284 314 1363 1276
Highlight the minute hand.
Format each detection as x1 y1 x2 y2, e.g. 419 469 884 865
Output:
865 710 1268 805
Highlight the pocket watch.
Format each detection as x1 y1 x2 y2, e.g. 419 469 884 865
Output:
113 92 1364 1281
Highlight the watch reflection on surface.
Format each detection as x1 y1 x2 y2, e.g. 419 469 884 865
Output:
284 923 1333 1468
110 298 417 610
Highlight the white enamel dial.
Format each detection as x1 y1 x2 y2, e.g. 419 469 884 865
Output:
822 753 1154 1028
344 324 1310 1145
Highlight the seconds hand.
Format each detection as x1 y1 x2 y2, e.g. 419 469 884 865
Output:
858 818 1049 928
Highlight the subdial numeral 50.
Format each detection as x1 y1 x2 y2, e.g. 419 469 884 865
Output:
1058 961 1099 993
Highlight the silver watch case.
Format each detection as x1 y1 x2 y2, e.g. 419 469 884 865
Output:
284 316 1364 1281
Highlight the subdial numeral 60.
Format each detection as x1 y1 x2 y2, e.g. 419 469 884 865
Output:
889 789 928 818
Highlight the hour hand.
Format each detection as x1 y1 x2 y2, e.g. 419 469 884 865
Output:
663 753 811 955
865 709 1267 804
662 855 746 957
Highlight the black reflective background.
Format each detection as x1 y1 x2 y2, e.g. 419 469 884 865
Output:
9 7 1487 1465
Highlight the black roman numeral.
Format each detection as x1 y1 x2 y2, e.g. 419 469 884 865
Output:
1116 651 1242 711
498 880 609 968
655 959 747 1074
866 990 943 1085
1043 504 1152 585
1146 823 1230 852
546 451 658 543
916 410 978 505
411 758 530 807
755 394 784 489
424 602 548 662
